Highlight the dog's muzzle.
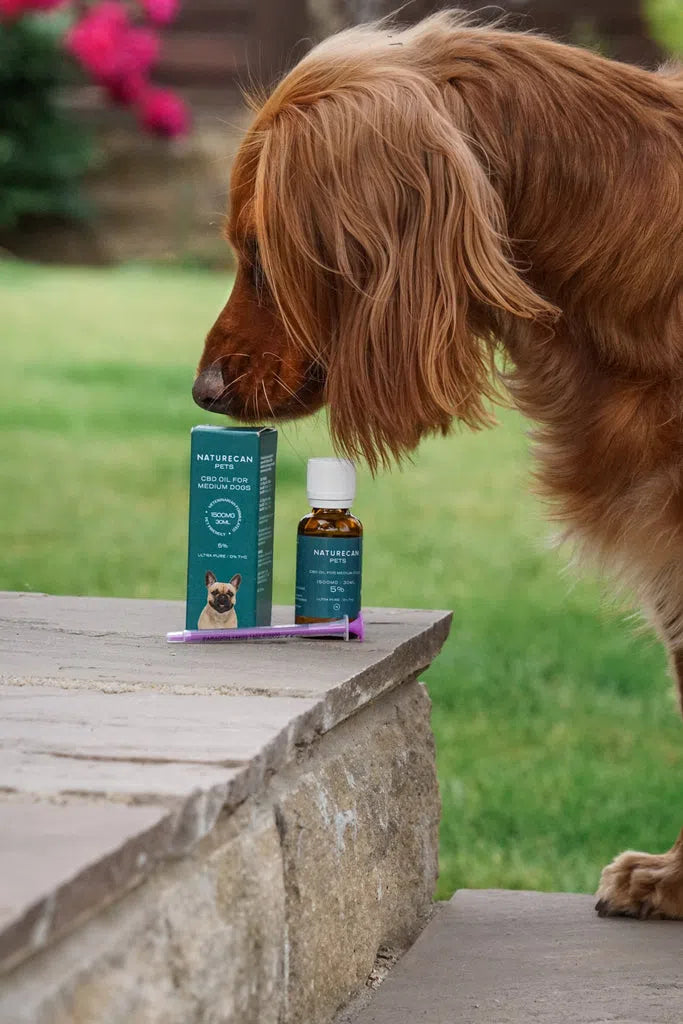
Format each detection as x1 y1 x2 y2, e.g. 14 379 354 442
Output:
192 360 328 419
211 596 233 613
193 364 228 412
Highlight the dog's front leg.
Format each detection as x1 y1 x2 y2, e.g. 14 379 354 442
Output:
595 830 683 920
596 587 683 919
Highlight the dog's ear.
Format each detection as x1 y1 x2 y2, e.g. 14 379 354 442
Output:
254 68 559 467
229 574 241 590
205 570 217 587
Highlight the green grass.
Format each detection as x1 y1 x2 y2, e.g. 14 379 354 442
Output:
3 261 681 898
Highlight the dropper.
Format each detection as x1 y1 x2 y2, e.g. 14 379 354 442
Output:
167 612 365 644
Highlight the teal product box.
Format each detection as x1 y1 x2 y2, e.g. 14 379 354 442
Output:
185 426 277 631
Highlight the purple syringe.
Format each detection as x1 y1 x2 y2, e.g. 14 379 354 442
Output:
167 612 365 644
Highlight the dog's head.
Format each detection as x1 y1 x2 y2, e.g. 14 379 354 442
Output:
205 570 241 615
193 14 558 468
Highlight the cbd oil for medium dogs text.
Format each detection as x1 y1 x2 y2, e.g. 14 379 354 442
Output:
186 426 277 630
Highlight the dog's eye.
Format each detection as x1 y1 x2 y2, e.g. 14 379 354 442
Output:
211 589 219 596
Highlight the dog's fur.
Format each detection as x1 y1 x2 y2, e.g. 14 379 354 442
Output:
193 12 683 917
198 570 241 630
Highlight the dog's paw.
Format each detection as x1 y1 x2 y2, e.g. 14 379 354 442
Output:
595 833 683 920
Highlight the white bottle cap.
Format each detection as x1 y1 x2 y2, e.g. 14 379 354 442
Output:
307 458 356 507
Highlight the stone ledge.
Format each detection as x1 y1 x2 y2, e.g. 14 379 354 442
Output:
0 682 440 1024
0 592 451 1021
1 594 449 710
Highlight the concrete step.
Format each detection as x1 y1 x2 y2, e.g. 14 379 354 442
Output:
350 889 683 1024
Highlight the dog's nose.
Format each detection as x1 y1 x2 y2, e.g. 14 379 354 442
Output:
192 365 226 410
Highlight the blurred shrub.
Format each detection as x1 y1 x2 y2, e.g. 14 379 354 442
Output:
0 2 190 234
0 16 91 229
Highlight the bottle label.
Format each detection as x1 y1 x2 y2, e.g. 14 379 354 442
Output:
295 535 362 620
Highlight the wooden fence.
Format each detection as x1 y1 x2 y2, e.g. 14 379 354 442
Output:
156 0 311 102
157 0 662 108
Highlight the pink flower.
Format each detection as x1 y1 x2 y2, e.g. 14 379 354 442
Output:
2 0 192 140
139 0 178 26
0 0 66 17
67 3 159 98
120 26 159 76
139 87 190 138
66 2 131 80
104 72 147 106
0 0 29 17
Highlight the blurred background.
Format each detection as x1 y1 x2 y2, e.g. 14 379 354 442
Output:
1 0 680 265
2 1 682 898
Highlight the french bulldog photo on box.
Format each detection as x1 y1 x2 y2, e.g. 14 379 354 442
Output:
197 570 241 630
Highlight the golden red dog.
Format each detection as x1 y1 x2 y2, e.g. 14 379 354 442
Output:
193 12 683 918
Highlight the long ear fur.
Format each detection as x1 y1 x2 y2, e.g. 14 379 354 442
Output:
251 54 558 468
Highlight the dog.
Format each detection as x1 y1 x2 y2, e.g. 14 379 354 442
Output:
192 12 683 917
198 570 241 630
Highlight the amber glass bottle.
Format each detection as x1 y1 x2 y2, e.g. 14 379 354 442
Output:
295 459 363 623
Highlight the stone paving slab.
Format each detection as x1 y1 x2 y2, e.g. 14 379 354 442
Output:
0 800 288 1024
0 750 240 800
0 685 319 772
0 685 321 837
0 593 452 983
0 801 169 974
0 592 185 636
350 889 683 1024
0 595 451 727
